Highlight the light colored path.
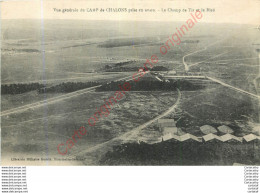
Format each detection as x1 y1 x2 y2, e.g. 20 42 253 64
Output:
183 47 207 71
2 76 97 85
210 57 258 63
1 74 135 117
124 89 181 139
165 75 206 79
182 40 221 72
164 75 260 99
188 51 231 68
206 76 260 99
1 86 100 117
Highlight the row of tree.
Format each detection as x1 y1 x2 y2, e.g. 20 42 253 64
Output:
104 65 168 72
1 81 100 95
2 78 203 95
96 79 204 92
38 82 100 93
1 83 44 95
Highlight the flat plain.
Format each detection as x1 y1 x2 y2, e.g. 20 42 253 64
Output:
1 20 260 165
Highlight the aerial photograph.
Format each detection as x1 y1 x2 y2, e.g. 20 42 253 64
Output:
1 2 260 165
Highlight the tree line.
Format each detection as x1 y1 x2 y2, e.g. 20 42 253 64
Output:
1 82 100 95
38 82 100 93
96 79 204 92
1 83 44 95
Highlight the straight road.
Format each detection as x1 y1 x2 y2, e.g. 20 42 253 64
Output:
1 73 136 117
1 86 101 117
206 76 260 99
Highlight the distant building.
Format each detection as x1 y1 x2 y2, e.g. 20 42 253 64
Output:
162 127 178 135
180 133 201 142
161 133 201 142
217 125 234 134
161 133 180 142
221 134 242 143
162 127 184 136
202 133 222 142
243 134 259 142
200 125 217 135
140 138 162 145
158 119 176 131
168 70 177 75
252 126 260 136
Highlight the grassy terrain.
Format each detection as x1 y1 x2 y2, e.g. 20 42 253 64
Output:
1 90 179 164
99 140 260 165
1 20 260 165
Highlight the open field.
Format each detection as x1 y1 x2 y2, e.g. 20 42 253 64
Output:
1 90 179 165
1 19 260 165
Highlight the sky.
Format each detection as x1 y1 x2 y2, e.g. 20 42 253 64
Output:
1 0 260 25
